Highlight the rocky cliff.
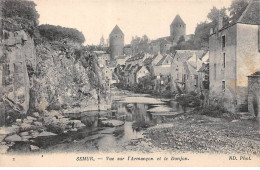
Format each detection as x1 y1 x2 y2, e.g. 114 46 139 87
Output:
0 19 111 126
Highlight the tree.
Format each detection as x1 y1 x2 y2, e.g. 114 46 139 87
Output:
177 35 185 45
38 24 85 44
194 21 216 50
2 0 39 25
131 35 151 54
207 6 228 23
229 0 249 23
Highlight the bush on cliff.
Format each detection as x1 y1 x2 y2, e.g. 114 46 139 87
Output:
2 0 39 25
38 24 85 44
1 0 39 37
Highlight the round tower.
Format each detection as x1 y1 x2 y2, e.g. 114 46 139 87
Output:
170 15 186 42
109 25 124 60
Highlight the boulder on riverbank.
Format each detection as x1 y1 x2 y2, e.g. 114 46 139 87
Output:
5 134 22 142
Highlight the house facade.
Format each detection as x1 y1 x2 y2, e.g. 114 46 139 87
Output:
152 55 173 92
170 50 205 93
209 0 260 113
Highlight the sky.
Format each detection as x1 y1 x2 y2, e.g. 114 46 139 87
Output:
32 0 232 45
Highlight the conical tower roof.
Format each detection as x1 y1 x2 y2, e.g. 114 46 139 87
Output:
110 25 124 36
171 15 185 25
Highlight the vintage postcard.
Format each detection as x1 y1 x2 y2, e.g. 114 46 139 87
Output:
0 0 260 167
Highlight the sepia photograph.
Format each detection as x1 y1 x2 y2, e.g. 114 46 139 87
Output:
0 0 259 167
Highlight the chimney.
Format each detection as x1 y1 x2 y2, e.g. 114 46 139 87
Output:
218 16 223 30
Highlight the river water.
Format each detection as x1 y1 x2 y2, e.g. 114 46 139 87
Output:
11 88 191 153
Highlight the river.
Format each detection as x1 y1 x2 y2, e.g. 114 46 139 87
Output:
10 87 191 153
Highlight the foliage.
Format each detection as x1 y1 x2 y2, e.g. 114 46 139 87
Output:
132 120 154 131
177 35 185 45
187 0 248 50
197 105 228 118
193 21 215 50
38 24 85 44
170 39 201 52
207 6 228 22
131 35 151 55
2 0 39 25
229 0 249 23
176 93 200 107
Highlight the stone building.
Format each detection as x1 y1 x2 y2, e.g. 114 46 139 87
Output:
248 71 260 117
109 25 124 60
150 15 187 54
209 0 260 113
94 51 110 68
170 50 205 93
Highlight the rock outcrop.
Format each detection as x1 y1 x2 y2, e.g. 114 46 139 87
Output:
0 28 36 125
0 20 111 126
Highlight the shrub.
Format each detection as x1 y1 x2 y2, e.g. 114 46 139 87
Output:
2 0 39 25
197 105 226 117
176 93 200 107
132 120 153 131
38 24 85 44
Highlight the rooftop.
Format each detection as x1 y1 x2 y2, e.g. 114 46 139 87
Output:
238 0 260 25
126 53 145 62
156 55 173 66
171 14 186 26
110 25 124 36
248 71 260 77
175 50 205 62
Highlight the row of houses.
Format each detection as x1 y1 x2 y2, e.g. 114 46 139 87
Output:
115 50 209 96
113 0 260 117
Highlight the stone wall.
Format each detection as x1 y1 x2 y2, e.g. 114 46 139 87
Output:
248 75 260 117
236 24 260 109
209 24 237 113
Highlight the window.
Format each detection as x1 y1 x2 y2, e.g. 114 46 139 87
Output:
222 35 226 49
223 53 226 68
214 63 217 80
222 81 225 91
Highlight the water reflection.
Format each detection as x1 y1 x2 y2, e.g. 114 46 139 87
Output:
42 93 191 152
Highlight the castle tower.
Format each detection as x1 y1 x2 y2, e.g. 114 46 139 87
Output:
170 15 186 41
109 25 124 60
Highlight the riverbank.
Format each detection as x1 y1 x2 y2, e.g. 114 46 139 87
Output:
130 111 260 155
